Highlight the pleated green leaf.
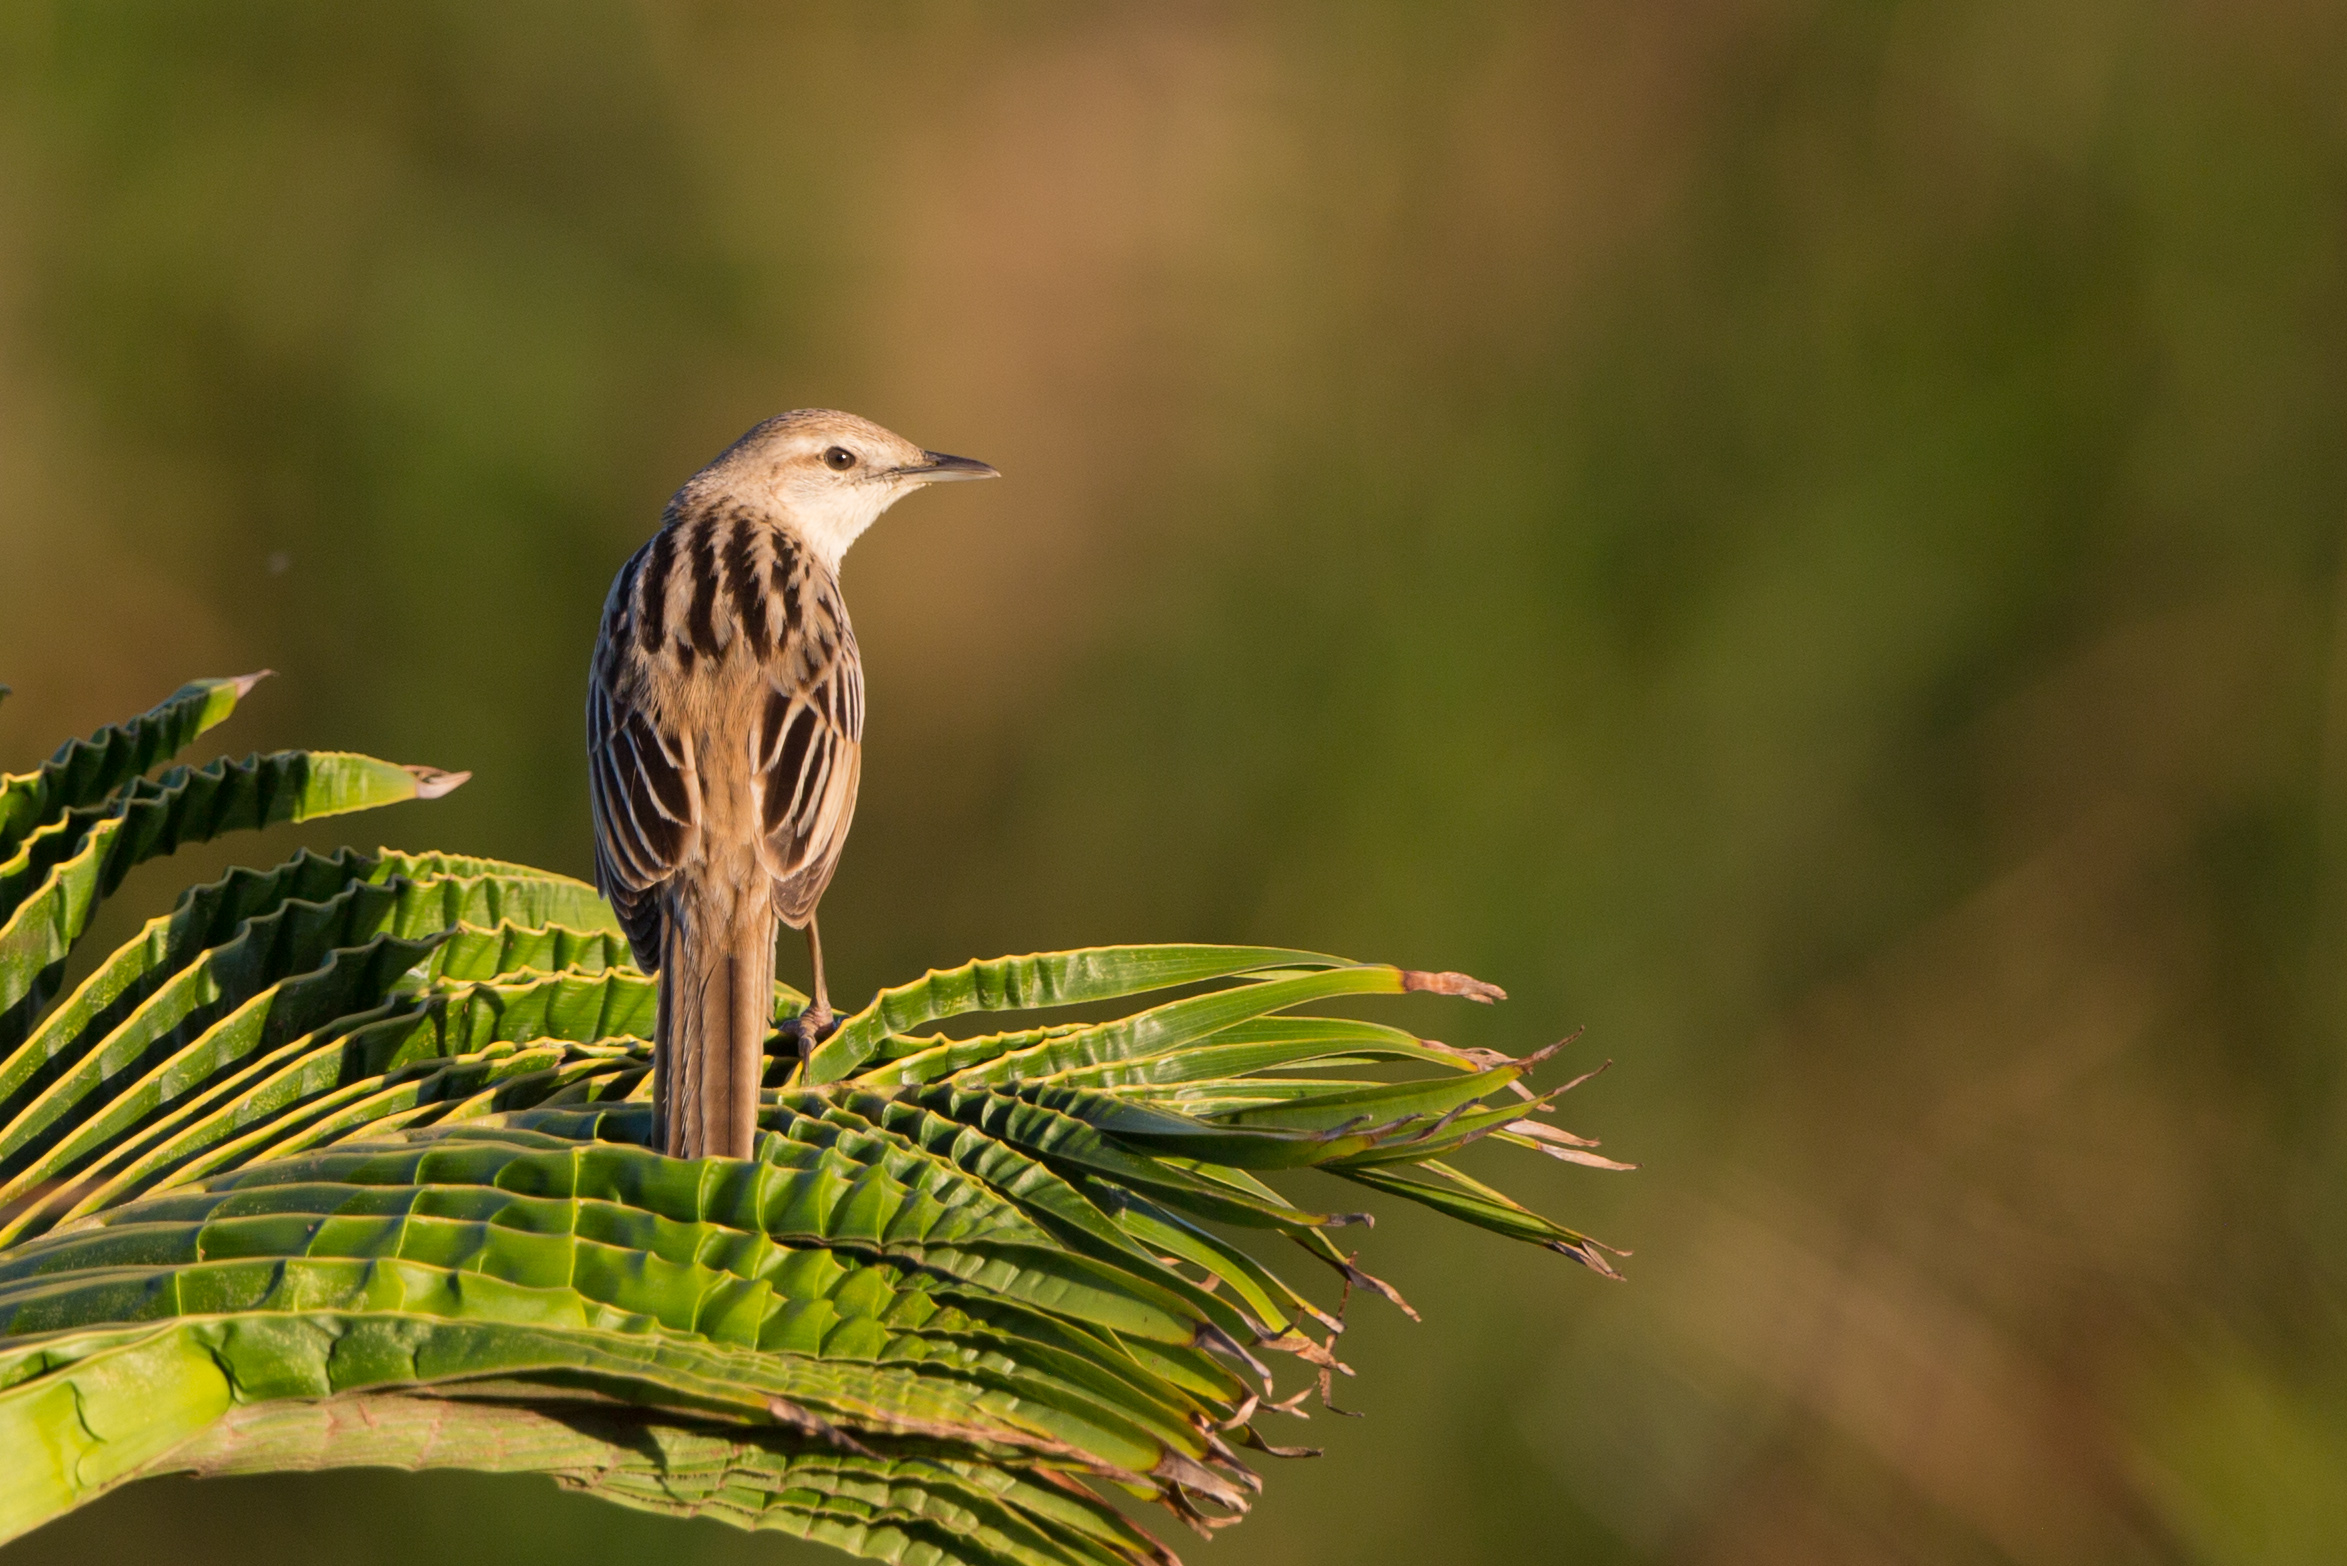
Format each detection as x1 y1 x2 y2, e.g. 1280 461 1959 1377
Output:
0 680 1624 1566
0 672 265 866
151 1399 1177 1566
807 946 1342 1084
0 750 469 1027
1335 1161 1621 1276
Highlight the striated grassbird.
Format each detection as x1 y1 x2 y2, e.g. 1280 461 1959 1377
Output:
587 410 997 1159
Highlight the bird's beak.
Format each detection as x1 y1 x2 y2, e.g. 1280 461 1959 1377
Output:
899 451 1000 483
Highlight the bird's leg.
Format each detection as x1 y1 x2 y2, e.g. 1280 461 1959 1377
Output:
793 913 836 1048
805 915 832 1025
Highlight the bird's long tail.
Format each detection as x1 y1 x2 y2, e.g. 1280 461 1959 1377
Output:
654 889 775 1160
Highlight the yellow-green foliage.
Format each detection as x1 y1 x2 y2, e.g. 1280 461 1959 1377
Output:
0 679 1619 1566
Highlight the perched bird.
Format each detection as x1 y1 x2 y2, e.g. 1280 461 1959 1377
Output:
587 410 997 1159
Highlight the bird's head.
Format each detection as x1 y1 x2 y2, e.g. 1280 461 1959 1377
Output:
684 409 998 570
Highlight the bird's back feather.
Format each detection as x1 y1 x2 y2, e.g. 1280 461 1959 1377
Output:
587 499 865 1157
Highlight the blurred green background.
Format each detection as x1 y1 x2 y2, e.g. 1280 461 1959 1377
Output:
4 2 2345 1561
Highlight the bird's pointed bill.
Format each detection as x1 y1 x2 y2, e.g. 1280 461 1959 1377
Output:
903 451 999 482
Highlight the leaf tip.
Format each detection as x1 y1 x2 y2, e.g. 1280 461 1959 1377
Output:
1400 969 1506 1003
228 669 276 698
1553 1236 1633 1279
405 766 471 799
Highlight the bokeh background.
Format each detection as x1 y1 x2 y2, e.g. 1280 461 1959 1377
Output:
4 3 2345 1562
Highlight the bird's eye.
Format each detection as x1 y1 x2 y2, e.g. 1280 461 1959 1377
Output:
822 446 857 472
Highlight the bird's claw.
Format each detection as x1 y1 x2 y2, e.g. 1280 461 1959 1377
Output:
779 1006 838 1055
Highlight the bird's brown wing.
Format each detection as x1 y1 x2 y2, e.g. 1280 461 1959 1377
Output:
750 566 863 926
586 553 699 972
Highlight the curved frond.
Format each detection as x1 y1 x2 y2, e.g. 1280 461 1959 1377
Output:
0 678 1626 1565
0 672 266 858
0 749 470 1032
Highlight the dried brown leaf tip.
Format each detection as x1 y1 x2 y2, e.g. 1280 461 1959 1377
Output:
228 669 275 698
1553 1234 1634 1280
1329 1249 1419 1323
1399 969 1506 1003
1419 1039 1516 1070
1507 1119 1637 1170
1238 1428 1323 1460
403 765 472 799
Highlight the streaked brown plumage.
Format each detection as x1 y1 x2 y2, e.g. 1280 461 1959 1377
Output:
587 410 996 1158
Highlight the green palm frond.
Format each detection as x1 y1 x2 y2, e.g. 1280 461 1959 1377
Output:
0 678 1626 1565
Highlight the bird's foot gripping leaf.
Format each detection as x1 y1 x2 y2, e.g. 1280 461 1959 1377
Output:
775 998 838 1056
